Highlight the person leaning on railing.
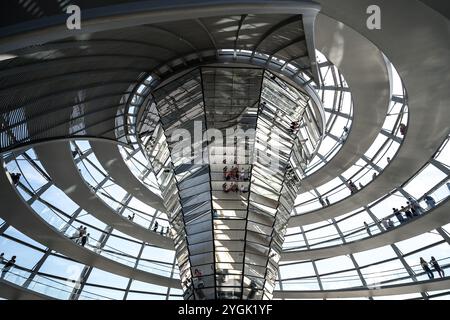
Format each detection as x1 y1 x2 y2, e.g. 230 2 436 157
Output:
1 255 16 279
430 256 445 278
424 195 436 210
420 257 434 279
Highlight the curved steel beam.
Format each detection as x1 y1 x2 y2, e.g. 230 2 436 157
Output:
34 141 173 249
273 278 450 299
0 164 180 288
234 14 248 52
13 38 179 58
89 140 165 211
0 1 320 54
0 68 142 93
290 12 391 203
0 279 51 300
289 0 450 226
282 199 450 261
0 54 160 78
250 15 301 57
195 18 218 51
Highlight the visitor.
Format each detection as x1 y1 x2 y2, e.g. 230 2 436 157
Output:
382 218 390 230
399 123 407 136
195 287 206 300
245 168 251 181
231 166 238 180
183 278 191 289
127 213 135 221
424 195 436 209
348 180 358 194
318 196 325 207
404 207 414 220
340 127 349 143
248 280 258 300
290 121 300 133
80 233 89 247
194 268 203 278
372 172 377 181
430 257 445 278
217 269 226 284
408 197 423 215
194 268 205 297
388 219 394 228
364 222 371 236
160 227 164 235
153 221 159 232
70 226 83 243
222 182 229 193
148 136 156 147
10 173 21 186
0 252 5 265
1 255 16 279
240 185 247 194
78 227 87 245
401 206 413 220
325 197 330 206
393 208 405 224
387 157 391 163
420 257 434 279
213 209 218 218
406 201 419 217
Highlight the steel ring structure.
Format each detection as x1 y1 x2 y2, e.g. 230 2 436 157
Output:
0 0 449 301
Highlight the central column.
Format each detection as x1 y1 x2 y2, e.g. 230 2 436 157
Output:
149 67 311 300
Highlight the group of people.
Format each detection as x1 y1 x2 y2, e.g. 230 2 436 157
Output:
420 257 445 279
381 218 395 230
157 226 169 236
223 166 248 181
0 253 16 279
379 196 428 231
318 196 331 207
347 180 358 194
151 221 169 236
424 195 436 210
9 172 21 186
289 121 300 134
391 197 426 225
182 268 206 299
285 165 300 185
70 226 90 247
222 182 247 194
